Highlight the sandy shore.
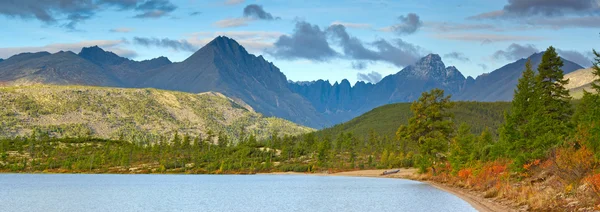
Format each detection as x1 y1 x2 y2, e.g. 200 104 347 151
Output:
265 169 515 212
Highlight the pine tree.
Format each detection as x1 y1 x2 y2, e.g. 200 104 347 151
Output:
499 59 537 158
404 89 455 162
449 123 474 171
396 125 410 154
530 46 573 150
475 127 493 161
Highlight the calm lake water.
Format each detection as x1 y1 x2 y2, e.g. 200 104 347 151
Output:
0 174 476 212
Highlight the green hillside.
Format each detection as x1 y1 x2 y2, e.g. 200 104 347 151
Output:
317 101 511 139
0 85 313 142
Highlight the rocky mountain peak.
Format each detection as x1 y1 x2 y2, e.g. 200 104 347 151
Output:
203 36 246 56
339 79 351 87
142 56 172 65
422 53 442 62
79 46 127 66
402 53 448 80
446 66 465 80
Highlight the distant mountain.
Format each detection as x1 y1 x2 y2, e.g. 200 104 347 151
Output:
0 85 313 141
455 52 583 101
141 36 327 128
564 68 598 98
78 46 172 85
290 54 468 124
0 58 4 63
0 51 122 86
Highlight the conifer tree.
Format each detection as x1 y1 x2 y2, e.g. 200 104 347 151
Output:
449 123 474 171
530 46 573 150
404 89 455 164
396 125 410 155
499 59 537 158
475 127 493 161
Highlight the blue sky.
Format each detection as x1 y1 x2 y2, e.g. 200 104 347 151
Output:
1 0 599 84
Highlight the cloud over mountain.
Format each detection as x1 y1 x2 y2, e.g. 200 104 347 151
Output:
556 49 594 67
493 43 539 60
389 13 423 35
215 4 279 28
268 22 422 68
243 4 279 20
268 21 338 61
444 52 470 62
357 71 383 83
133 37 197 52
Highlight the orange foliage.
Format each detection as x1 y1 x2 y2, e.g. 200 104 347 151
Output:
523 159 541 171
552 146 595 183
458 168 472 180
472 161 509 190
585 173 600 199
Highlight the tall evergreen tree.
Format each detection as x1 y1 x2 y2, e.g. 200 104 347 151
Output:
449 123 474 171
529 46 573 156
499 59 537 157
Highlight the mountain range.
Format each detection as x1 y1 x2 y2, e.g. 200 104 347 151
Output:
0 36 588 128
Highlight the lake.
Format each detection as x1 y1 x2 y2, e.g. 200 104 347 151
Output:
0 174 476 212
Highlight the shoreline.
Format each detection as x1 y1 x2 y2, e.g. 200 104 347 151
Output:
265 169 516 212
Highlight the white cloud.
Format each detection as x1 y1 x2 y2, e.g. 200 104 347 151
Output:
330 21 372 29
213 17 252 28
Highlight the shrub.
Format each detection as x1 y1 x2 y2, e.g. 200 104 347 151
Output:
550 146 595 184
585 172 600 199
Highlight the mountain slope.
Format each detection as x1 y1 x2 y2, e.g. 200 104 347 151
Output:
0 51 122 86
316 101 510 140
78 46 172 86
565 68 598 98
0 85 313 141
456 52 583 101
290 54 468 125
141 36 326 128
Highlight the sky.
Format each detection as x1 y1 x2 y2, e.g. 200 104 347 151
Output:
1 0 599 85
